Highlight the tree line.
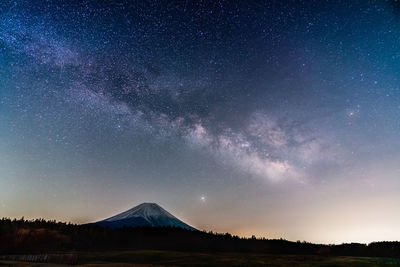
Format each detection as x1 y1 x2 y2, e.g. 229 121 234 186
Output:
0 217 399 258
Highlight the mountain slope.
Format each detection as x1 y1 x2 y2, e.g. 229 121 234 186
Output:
93 203 196 231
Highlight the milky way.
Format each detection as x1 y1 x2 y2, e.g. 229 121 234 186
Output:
1 1 400 243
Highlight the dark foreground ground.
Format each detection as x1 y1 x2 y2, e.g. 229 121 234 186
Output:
2 219 400 266
1 250 400 267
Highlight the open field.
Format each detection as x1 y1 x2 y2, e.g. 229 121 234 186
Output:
2 250 400 267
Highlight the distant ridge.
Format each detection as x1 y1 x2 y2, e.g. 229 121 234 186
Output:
92 203 196 231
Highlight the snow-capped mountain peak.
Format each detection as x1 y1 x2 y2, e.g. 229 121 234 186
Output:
93 203 196 231
104 203 175 222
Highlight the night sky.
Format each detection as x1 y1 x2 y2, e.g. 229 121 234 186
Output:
1 0 400 244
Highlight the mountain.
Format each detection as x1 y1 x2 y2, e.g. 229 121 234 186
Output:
93 203 196 231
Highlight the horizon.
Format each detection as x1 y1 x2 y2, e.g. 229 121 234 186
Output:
3 214 398 246
3 200 400 245
1 0 400 246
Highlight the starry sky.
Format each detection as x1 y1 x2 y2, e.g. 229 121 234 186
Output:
1 0 400 244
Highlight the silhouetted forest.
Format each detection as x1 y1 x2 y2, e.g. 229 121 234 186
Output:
1 218 399 258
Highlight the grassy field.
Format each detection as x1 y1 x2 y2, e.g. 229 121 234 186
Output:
2 250 400 266
77 250 400 266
